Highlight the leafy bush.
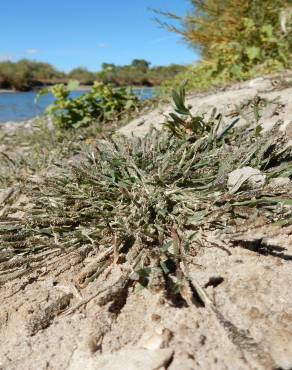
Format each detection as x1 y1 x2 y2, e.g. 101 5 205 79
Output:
157 0 292 92
38 81 140 129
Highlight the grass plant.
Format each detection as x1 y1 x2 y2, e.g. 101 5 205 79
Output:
0 83 291 304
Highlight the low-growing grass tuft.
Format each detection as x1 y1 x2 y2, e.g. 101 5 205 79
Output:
0 84 291 303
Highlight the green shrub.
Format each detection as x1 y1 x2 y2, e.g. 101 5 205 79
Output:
157 0 292 92
38 81 140 130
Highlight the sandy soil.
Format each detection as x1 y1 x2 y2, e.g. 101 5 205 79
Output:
119 72 292 139
0 90 15 94
1 220 292 370
0 73 292 370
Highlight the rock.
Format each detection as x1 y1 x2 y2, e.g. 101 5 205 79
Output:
138 327 173 350
269 177 290 187
139 332 165 350
227 167 266 193
247 77 266 88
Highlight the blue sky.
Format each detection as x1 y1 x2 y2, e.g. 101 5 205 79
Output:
0 0 199 72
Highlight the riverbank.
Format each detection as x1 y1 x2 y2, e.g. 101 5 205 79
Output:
0 73 292 370
120 73 292 138
0 89 15 93
0 85 92 94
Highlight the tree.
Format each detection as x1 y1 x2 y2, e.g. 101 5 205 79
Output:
68 67 96 85
101 63 116 70
131 59 150 72
156 0 292 78
0 60 66 90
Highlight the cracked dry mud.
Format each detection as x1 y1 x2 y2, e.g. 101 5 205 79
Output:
1 74 292 370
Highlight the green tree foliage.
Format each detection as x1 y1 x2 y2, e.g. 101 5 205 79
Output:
68 67 96 85
0 59 186 91
157 0 292 90
97 60 186 86
131 59 151 72
101 63 116 70
0 60 65 91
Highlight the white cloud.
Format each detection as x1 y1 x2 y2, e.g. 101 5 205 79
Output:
25 48 39 55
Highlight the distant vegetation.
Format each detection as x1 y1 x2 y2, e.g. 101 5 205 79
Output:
67 67 96 86
2 0 288 94
0 58 186 91
0 59 66 91
97 60 186 86
157 0 292 92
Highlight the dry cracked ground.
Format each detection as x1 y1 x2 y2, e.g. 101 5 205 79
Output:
0 73 292 370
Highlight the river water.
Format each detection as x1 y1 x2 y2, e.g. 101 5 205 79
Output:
0 87 154 123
